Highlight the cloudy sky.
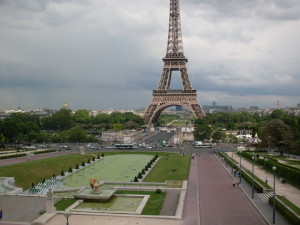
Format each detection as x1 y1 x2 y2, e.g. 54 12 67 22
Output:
1 0 300 111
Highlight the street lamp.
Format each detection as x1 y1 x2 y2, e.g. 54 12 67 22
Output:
231 148 234 174
239 151 242 184
251 156 255 199
272 166 277 224
64 210 71 225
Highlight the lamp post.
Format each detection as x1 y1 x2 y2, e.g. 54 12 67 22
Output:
272 166 277 224
64 210 71 225
231 148 234 174
239 151 242 184
251 156 255 199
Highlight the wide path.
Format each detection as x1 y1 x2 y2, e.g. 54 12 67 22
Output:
197 155 268 225
231 152 300 208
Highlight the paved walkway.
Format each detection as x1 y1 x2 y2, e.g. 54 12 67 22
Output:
231 152 300 208
197 154 268 225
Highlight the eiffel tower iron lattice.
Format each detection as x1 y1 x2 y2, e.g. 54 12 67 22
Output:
144 0 205 125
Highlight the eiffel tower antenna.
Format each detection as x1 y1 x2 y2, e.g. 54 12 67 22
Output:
144 0 205 125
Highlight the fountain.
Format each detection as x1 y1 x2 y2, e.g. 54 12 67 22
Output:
73 179 116 201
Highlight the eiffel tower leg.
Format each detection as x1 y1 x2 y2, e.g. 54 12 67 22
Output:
143 102 158 125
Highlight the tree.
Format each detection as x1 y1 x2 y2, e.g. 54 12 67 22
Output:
41 109 74 130
74 109 91 124
194 123 212 141
262 119 293 155
68 126 87 142
212 130 226 142
113 123 123 131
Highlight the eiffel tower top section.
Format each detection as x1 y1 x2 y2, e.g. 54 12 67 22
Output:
166 0 185 59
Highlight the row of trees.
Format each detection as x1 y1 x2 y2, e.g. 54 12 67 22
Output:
193 110 300 155
0 109 144 144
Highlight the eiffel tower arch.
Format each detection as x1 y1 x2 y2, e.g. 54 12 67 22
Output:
144 0 205 125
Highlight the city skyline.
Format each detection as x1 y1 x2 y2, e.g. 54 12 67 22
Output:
1 0 300 111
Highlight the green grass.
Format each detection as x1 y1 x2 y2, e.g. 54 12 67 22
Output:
172 119 190 126
0 154 93 189
55 198 77 211
277 196 300 216
116 190 166 215
244 170 272 189
144 155 191 182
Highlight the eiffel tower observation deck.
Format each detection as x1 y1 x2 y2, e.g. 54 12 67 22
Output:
144 0 205 126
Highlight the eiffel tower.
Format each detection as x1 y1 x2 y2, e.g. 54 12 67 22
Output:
144 0 205 125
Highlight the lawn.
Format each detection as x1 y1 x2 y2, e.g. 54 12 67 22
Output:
171 119 190 126
144 155 191 182
0 154 93 189
277 195 300 216
0 152 191 190
116 190 166 215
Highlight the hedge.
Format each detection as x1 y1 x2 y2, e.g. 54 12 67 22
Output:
0 153 26 160
268 197 300 225
239 151 300 187
34 150 56 155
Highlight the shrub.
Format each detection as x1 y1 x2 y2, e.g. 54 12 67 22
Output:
138 172 142 179
156 188 162 194
81 161 85 166
60 170 65 176
75 164 79 169
101 153 104 157
97 155 100 159
42 178 46 183
134 176 138 182
0 153 26 160
68 167 72 173
92 156 95 161
87 159 91 164
142 169 145 175
268 197 300 225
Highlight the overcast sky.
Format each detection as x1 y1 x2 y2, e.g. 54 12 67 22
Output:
1 0 300 111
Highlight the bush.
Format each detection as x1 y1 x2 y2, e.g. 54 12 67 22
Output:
60 170 65 176
42 178 46 183
75 164 79 169
138 172 142 179
97 155 100 159
101 153 104 157
81 161 85 166
142 169 145 175
156 188 162 194
134 176 138 182
0 153 26 160
92 156 95 161
87 159 91 164
268 198 300 225
34 150 56 155
239 151 300 187
68 167 72 173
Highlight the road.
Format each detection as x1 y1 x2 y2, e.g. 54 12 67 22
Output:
181 154 268 225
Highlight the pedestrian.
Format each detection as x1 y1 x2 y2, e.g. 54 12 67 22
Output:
0 210 2 221
265 176 268 184
233 169 236 177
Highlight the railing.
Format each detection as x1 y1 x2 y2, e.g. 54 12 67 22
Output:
153 89 196 94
